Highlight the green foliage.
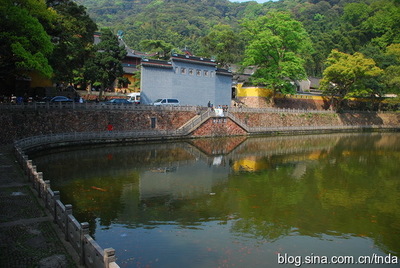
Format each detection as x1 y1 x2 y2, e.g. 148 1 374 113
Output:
2 0 400 99
84 29 126 98
320 49 383 109
200 24 243 68
382 44 400 93
47 0 98 84
0 0 97 95
75 0 400 83
0 1 54 79
241 11 312 94
139 40 175 60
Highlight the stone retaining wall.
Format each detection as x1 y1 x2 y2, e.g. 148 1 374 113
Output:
236 96 329 110
191 117 247 137
1 108 400 145
1 110 196 144
232 111 400 129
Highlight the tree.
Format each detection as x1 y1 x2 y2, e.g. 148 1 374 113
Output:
84 29 126 99
139 39 175 60
383 44 400 94
241 12 313 94
46 0 97 85
320 49 383 110
200 24 242 68
0 0 54 95
363 0 400 48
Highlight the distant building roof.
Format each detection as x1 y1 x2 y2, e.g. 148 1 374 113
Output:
141 59 173 69
309 77 321 89
141 54 231 76
216 68 233 77
171 54 217 67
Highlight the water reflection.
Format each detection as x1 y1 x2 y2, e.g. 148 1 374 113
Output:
30 133 400 267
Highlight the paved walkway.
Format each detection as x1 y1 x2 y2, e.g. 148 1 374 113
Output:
0 145 82 268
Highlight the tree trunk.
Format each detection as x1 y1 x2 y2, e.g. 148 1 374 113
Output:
99 84 104 100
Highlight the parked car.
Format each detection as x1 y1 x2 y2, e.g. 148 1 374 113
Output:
153 98 180 106
104 98 132 105
50 96 73 102
127 92 140 104
36 96 52 103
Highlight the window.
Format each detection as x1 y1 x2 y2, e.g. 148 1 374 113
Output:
189 68 194 75
204 70 209 77
151 117 156 128
168 99 179 104
181 67 186 74
196 69 201 76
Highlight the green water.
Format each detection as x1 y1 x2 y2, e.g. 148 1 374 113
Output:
30 133 400 267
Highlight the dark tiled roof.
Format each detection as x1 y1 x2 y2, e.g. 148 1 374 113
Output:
141 59 173 69
171 54 217 66
216 68 233 76
123 66 138 74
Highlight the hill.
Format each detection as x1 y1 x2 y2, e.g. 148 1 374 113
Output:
74 0 400 76
75 0 249 52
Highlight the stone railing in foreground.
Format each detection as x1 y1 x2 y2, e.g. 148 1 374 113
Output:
13 146 119 268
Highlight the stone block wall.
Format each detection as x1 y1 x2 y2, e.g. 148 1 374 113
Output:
233 112 341 128
191 117 247 137
232 111 400 129
1 108 399 145
237 96 329 110
0 110 196 144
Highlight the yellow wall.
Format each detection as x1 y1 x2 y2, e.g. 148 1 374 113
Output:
119 74 139 92
29 71 53 88
236 84 274 98
236 84 328 101
232 157 270 172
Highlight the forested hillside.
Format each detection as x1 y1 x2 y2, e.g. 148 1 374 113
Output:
75 0 400 77
2 0 398 106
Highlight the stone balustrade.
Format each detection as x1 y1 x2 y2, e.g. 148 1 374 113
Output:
14 146 119 268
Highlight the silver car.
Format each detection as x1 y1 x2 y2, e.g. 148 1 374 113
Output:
153 98 180 106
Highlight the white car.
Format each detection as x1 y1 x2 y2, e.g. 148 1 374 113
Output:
153 98 180 106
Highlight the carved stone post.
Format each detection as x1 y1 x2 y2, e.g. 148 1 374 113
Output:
80 222 90 265
104 248 116 268
65 204 72 241
53 191 60 223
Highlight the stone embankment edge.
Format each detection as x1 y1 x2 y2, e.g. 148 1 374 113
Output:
13 144 120 268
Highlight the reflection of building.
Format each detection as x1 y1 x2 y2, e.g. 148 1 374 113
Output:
140 54 232 106
139 162 229 200
232 157 270 172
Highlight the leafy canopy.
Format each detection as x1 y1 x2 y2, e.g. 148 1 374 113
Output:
241 11 312 94
382 44 400 93
200 24 243 68
84 29 126 98
320 49 383 108
0 0 54 79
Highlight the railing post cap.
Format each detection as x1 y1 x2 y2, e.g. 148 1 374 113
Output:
104 248 116 256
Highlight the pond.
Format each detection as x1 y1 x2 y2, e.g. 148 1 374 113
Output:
30 133 400 267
